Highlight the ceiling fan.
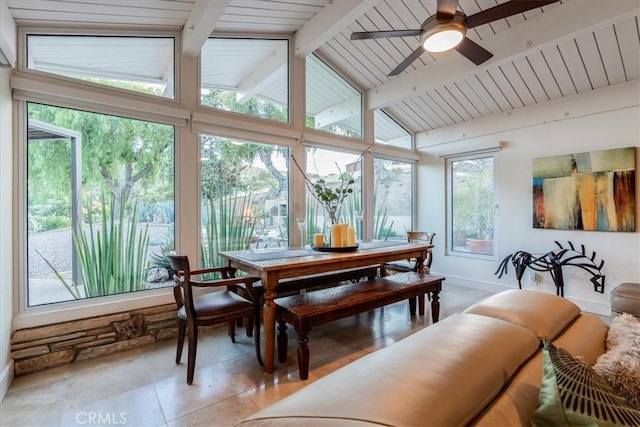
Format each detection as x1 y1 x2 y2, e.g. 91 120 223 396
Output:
350 0 560 76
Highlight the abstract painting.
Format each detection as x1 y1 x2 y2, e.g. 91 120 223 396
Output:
533 147 636 231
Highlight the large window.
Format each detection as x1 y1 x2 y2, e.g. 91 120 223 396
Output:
447 153 498 257
26 35 175 99
306 55 362 138
16 29 418 314
27 103 175 306
374 158 413 240
200 136 289 266
200 38 289 124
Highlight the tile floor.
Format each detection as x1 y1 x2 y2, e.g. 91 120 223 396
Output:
0 284 494 427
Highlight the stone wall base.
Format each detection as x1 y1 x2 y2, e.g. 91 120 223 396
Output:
11 304 187 376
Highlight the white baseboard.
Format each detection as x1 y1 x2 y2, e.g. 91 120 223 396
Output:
0 359 14 402
438 273 514 295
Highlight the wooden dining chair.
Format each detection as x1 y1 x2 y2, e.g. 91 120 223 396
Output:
167 254 263 384
381 232 436 276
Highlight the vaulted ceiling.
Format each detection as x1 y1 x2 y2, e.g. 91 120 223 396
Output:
5 0 640 138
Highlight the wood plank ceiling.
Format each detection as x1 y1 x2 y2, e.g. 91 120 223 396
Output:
5 0 640 138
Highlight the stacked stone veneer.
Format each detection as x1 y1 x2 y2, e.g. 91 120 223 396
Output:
11 303 180 376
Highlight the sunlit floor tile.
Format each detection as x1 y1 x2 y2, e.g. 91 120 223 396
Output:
166 391 260 427
59 384 164 427
0 378 68 427
154 361 252 422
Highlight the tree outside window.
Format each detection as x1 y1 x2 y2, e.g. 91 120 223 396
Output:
200 135 289 267
27 103 175 306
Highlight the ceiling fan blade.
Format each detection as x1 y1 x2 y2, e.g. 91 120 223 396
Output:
388 46 425 76
466 0 559 29
350 29 422 40
436 0 459 20
454 37 493 65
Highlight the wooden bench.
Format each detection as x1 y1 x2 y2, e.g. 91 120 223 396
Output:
236 265 378 298
274 265 379 296
234 265 379 335
235 265 379 300
276 272 444 379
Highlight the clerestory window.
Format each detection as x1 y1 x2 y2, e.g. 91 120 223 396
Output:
26 34 175 99
200 37 289 124
305 54 362 139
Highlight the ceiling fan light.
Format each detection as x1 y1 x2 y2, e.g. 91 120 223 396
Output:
423 30 464 52
421 12 467 53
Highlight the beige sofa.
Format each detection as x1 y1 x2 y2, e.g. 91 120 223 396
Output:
237 289 608 426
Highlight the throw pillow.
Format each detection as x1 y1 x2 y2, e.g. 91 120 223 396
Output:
531 339 640 427
593 314 640 409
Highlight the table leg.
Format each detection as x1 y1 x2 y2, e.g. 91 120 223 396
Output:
431 288 440 323
263 288 277 373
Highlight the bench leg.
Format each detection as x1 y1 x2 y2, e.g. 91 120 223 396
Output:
245 317 253 337
418 293 425 316
431 290 440 323
277 320 288 363
297 333 310 380
408 296 417 316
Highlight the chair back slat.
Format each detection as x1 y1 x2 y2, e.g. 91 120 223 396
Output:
167 254 197 318
407 231 435 245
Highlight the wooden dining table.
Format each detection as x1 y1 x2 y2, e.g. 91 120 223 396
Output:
219 240 432 373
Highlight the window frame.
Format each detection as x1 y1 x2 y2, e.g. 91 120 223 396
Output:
19 99 178 313
19 28 180 103
445 151 499 260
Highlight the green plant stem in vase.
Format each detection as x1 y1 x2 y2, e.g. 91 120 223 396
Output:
291 143 373 225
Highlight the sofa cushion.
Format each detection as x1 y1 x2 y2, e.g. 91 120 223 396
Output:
531 340 640 427
463 289 580 340
238 313 539 426
471 313 609 427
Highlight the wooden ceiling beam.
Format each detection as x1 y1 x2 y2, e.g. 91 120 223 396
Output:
182 0 230 57
294 0 381 58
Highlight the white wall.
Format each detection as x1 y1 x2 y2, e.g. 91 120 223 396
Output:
417 80 640 316
0 65 14 400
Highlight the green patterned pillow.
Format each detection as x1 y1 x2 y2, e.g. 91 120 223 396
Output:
531 339 640 427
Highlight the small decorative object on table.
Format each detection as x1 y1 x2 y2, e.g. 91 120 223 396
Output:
313 233 325 248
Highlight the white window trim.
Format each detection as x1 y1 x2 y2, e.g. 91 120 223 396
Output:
12 75 189 127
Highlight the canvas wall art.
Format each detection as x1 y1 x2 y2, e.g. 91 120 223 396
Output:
533 147 636 231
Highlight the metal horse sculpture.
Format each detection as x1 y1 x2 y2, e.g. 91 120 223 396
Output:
495 241 605 297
